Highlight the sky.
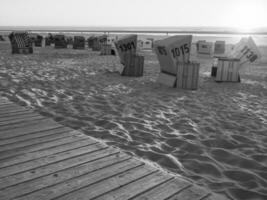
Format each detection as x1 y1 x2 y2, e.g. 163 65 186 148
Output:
0 0 266 31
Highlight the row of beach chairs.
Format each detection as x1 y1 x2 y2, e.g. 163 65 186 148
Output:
8 31 261 90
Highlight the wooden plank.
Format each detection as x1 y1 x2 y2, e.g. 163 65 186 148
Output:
167 185 211 200
12 159 146 200
0 129 78 152
0 119 62 139
0 152 129 199
202 193 230 200
0 102 16 107
0 118 49 132
95 171 173 200
0 108 32 115
0 137 97 170
0 113 41 123
0 134 86 161
0 101 18 106
55 165 157 200
0 141 104 178
0 109 36 119
0 126 69 146
93 171 173 200
0 148 121 189
0 104 29 111
0 116 45 128
132 177 192 200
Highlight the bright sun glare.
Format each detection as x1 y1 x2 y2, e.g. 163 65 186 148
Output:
225 1 265 32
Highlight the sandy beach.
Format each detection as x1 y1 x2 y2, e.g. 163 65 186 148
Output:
0 35 267 200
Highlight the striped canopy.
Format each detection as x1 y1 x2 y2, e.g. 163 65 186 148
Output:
9 31 31 48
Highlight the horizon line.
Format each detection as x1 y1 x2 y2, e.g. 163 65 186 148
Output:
1 26 267 35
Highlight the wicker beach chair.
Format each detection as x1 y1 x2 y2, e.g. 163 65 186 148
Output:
8 31 33 54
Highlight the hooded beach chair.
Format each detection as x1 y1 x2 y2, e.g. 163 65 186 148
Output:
154 35 200 90
114 34 144 77
34 35 43 47
211 37 261 82
45 33 54 46
73 36 85 49
8 31 33 54
54 35 68 48
87 36 95 49
196 40 212 55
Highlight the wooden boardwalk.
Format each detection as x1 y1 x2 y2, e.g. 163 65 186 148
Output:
0 97 230 200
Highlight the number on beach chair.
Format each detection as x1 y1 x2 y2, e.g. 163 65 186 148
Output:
154 35 192 76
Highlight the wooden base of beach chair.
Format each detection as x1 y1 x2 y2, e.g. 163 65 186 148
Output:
12 47 33 54
45 39 51 46
157 72 177 87
100 44 112 55
121 54 144 77
215 58 240 82
92 44 101 51
73 44 85 49
177 62 199 90
55 44 67 49
34 42 42 47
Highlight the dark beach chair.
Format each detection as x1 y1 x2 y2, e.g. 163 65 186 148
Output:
0 35 5 41
34 35 43 47
73 36 85 49
87 36 95 48
121 53 144 77
54 35 68 48
8 31 33 54
92 37 101 51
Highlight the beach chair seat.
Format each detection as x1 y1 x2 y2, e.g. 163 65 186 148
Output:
177 62 200 89
120 53 144 77
9 31 33 54
214 57 241 82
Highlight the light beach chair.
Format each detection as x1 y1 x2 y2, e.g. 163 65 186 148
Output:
154 35 200 89
211 37 261 82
